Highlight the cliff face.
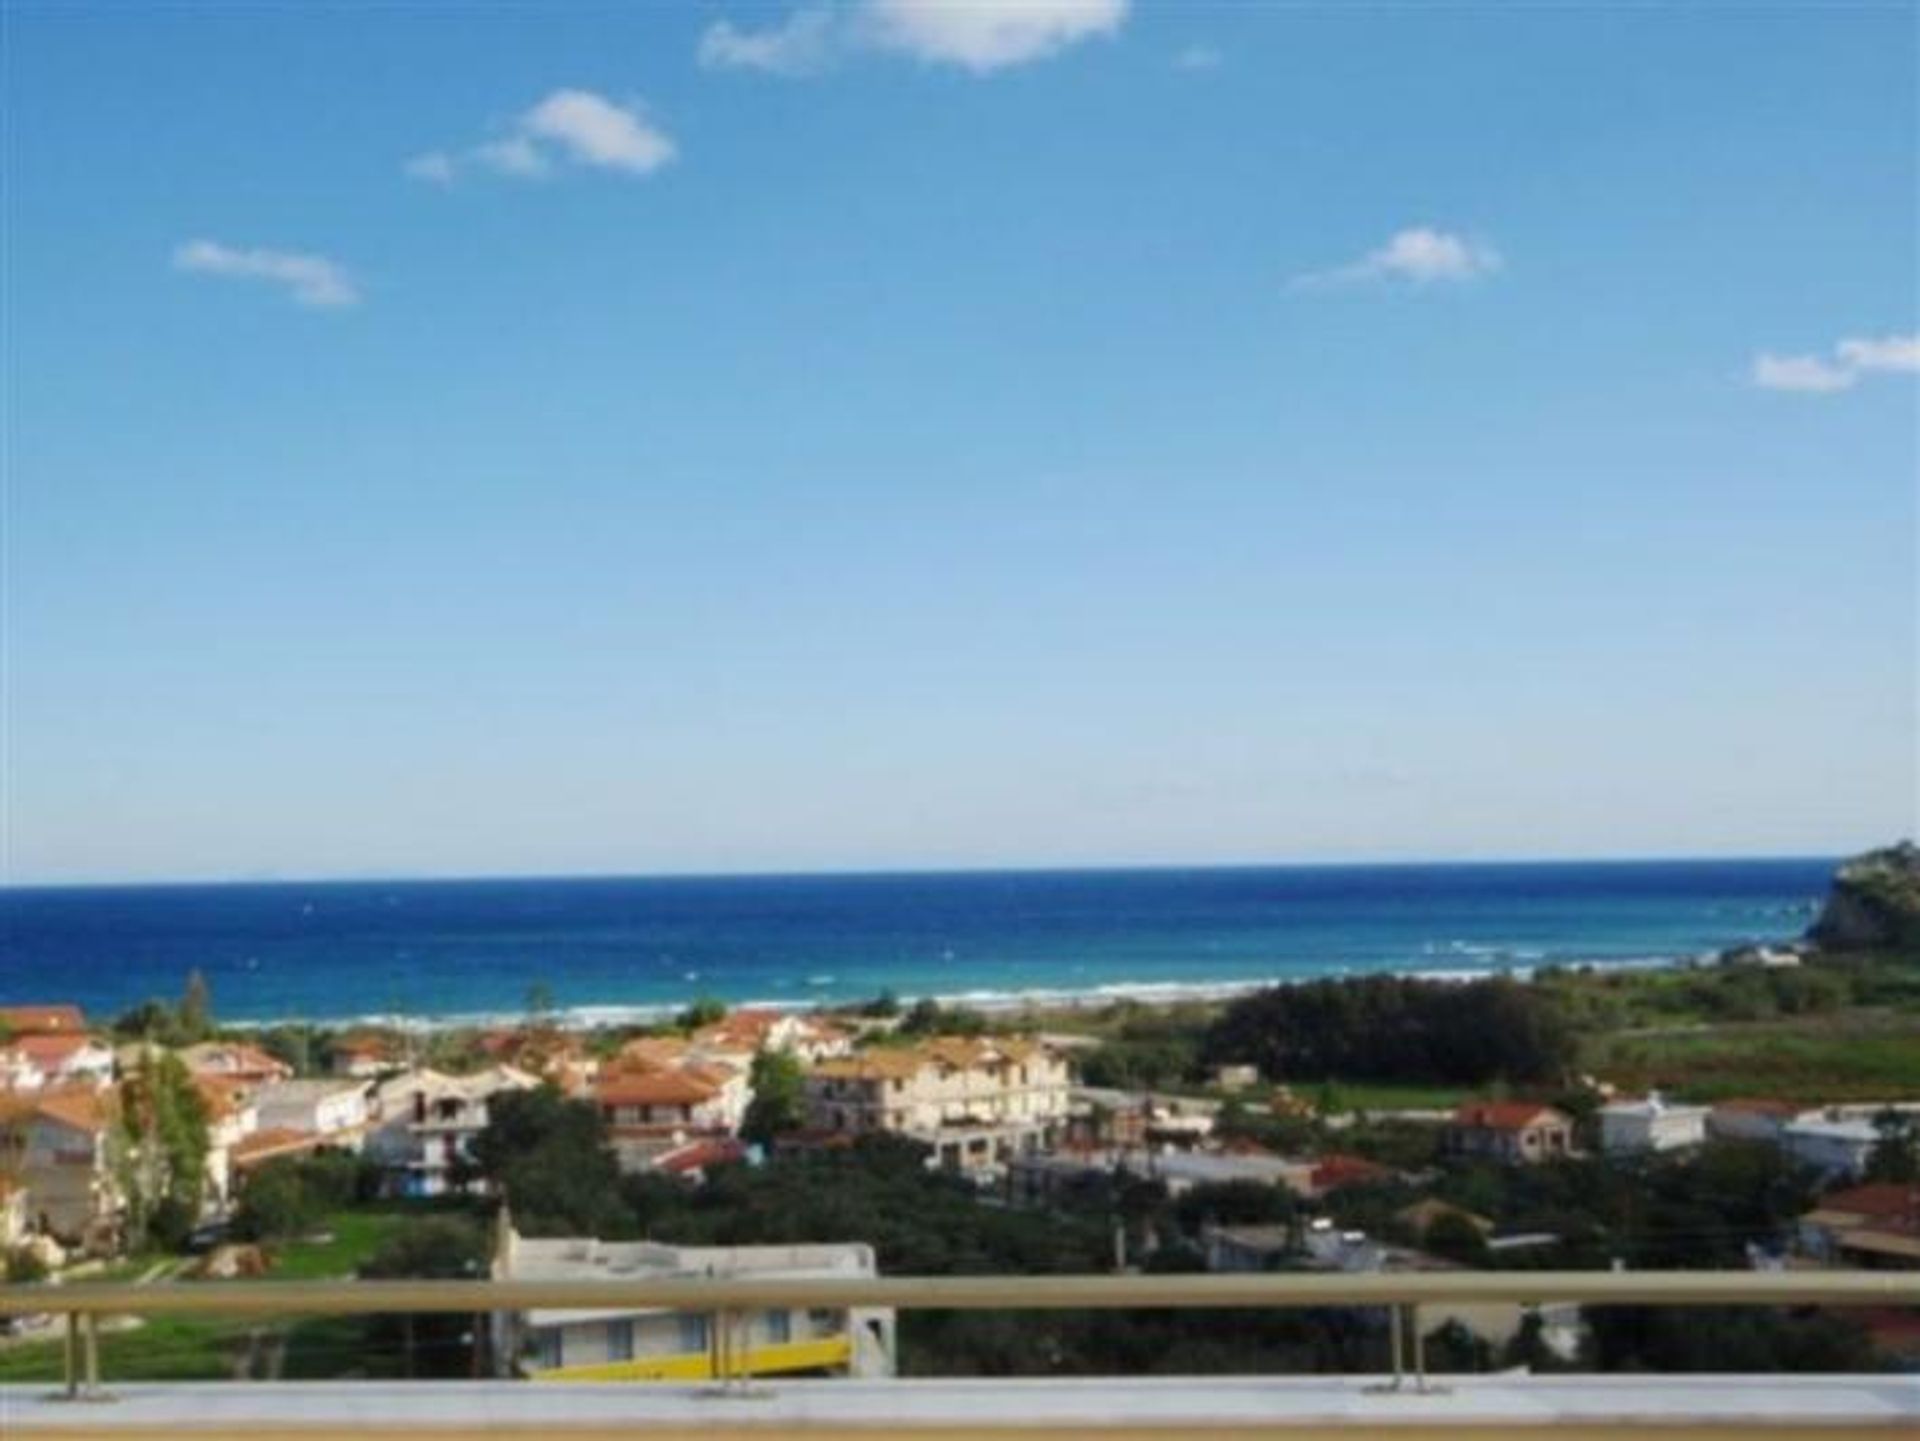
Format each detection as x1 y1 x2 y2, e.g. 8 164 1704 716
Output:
1809 842 1920 952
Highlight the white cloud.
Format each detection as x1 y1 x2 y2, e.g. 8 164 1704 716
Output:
697 1 1126 77
1173 43 1221 71
411 89 675 184
1751 332 1917 393
1752 352 1857 393
1835 333 1920 373
1292 226 1503 290
861 0 1127 72
699 7 837 75
172 239 359 309
403 151 457 185
523 89 676 174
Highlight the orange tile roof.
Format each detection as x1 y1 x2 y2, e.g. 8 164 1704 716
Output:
232 1127 320 1166
1816 1183 1920 1221
29 1086 115 1135
1452 1101 1565 1131
597 1070 720 1107
12 1033 103 1067
0 1006 86 1036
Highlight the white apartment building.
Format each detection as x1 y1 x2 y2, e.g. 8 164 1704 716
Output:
254 1078 372 1143
806 1037 1072 1172
365 1066 537 1197
490 1220 894 1382
1596 1093 1710 1156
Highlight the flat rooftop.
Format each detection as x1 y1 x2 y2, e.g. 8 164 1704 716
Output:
3 1373 1915 1438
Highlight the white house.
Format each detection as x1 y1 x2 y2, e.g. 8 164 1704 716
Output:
1707 1099 1819 1145
1783 1117 1881 1181
254 1078 371 1142
365 1066 537 1197
1597 1093 1709 1156
491 1219 894 1382
11 1034 115 1091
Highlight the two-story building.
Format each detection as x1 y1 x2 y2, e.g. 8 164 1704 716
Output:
10 1034 116 1091
1445 1102 1574 1165
594 1064 745 1173
0 1087 122 1250
365 1066 537 1196
691 1009 853 1068
806 1037 1072 1173
1597 1093 1710 1156
490 1218 894 1382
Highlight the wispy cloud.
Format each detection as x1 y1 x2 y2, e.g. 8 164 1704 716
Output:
1173 43 1221 71
1291 226 1503 290
699 6 837 75
1752 332 1918 393
407 88 675 184
172 239 359 309
696 0 1127 78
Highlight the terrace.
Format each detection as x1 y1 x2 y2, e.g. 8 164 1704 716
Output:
2 1269 1916 1438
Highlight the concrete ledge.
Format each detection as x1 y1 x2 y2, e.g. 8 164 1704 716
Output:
3 1375 1918 1438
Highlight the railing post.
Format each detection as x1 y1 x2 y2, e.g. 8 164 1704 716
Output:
83 1311 104 1399
62 1311 79 1400
1389 1304 1405 1390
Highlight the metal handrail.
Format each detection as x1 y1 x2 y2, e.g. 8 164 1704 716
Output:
3 1268 1914 1316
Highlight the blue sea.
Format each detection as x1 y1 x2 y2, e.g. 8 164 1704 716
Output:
0 860 1830 1027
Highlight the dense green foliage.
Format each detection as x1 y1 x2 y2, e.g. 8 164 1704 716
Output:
114 1050 212 1250
233 1152 381 1243
1204 975 1576 1086
468 1085 627 1235
358 1215 490 1378
739 1049 806 1145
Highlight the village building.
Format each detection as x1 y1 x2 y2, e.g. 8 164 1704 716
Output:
181 1041 293 1086
1707 1098 1820 1145
1445 1102 1574 1165
195 1075 261 1212
691 1009 852 1067
806 1037 1072 1173
1783 1116 1882 1181
0 1006 88 1037
1797 1183 1920 1269
364 1066 537 1197
8 1033 115 1091
0 1087 122 1250
330 1035 405 1079
254 1078 372 1143
1596 1092 1710 1156
593 1063 746 1174
490 1219 894 1382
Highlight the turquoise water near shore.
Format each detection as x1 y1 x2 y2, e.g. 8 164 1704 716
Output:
0 859 1829 1025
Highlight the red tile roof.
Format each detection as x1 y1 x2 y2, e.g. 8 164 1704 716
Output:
654 1137 747 1176
1816 1183 1920 1221
1452 1101 1565 1131
597 1070 719 1107
12 1034 103 1068
1310 1153 1394 1191
0 1006 86 1036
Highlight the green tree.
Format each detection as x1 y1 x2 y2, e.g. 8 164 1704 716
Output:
676 997 727 1031
114 1050 211 1249
470 1086 627 1235
740 1050 807 1146
1423 1209 1490 1266
232 1158 325 1243
179 970 214 1043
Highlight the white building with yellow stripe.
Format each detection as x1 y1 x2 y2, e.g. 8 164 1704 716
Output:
490 1219 894 1383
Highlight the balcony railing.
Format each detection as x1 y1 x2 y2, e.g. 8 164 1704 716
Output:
4 1269 1914 1386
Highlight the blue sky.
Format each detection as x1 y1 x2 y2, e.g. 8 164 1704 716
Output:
4 1 1915 884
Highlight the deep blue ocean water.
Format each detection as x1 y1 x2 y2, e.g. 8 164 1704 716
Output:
0 860 1831 1026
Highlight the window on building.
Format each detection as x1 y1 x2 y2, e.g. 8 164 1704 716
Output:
764 1308 791 1345
534 1328 563 1371
677 1313 709 1354
608 1319 635 1361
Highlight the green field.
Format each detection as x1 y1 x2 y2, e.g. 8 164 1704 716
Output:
1585 1012 1920 1102
0 1210 417 1384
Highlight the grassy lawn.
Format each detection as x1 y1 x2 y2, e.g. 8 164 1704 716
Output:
1586 1011 1920 1102
268 1210 412 1280
0 1209 421 1384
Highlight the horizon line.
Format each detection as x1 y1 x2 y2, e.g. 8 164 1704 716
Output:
0 847 1863 894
